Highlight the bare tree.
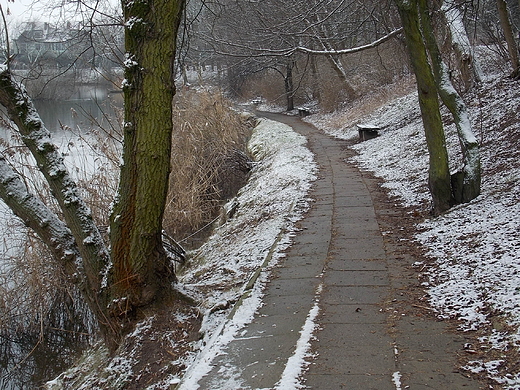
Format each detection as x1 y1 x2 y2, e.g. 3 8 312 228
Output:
0 0 186 351
195 0 401 109
395 0 452 214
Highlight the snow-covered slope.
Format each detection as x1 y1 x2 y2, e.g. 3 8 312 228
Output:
307 75 520 388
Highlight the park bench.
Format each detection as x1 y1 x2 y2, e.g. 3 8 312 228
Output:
298 107 311 117
356 123 380 141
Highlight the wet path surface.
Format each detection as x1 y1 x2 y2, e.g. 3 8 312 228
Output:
193 113 484 389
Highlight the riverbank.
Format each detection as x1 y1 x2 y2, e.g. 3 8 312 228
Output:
43 73 520 389
45 114 317 389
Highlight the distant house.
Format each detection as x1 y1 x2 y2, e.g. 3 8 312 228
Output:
13 22 87 69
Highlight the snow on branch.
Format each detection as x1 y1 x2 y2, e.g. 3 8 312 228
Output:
0 154 80 270
0 65 109 288
293 28 403 56
206 28 403 58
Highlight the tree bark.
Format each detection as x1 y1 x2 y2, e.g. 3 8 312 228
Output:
420 0 481 204
0 66 115 341
395 0 452 215
310 54 321 101
109 0 185 314
440 0 483 90
284 58 295 111
497 0 520 78
0 156 78 270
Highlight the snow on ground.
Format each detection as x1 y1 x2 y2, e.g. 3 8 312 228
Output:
175 117 318 388
37 54 519 388
179 117 317 309
273 283 322 390
306 75 520 388
43 116 317 390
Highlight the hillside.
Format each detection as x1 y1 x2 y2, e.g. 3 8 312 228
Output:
306 73 520 387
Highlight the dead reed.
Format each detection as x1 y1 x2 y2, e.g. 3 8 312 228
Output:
164 89 252 247
0 88 251 384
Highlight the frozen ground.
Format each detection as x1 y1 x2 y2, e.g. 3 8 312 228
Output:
306 75 520 388
40 64 520 389
45 116 319 389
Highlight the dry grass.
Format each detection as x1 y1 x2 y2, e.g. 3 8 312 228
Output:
164 89 252 247
320 76 416 130
0 115 117 387
0 88 251 385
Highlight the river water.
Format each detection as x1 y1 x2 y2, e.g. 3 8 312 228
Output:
0 87 121 389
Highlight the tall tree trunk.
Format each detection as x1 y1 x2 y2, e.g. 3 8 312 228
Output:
420 0 481 204
110 0 185 317
396 0 452 215
497 0 520 78
284 59 295 111
440 0 483 90
310 54 321 101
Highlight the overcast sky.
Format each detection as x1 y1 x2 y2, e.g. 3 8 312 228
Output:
0 0 120 32
1 0 35 21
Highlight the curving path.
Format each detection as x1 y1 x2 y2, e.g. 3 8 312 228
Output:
192 113 484 389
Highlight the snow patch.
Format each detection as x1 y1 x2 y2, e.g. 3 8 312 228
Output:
274 284 322 389
177 117 317 388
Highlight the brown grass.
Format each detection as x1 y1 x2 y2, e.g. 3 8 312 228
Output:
164 89 252 247
0 88 251 385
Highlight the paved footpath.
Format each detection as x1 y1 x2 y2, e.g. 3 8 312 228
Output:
193 113 484 389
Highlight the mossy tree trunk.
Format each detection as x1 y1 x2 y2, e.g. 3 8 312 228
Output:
0 0 186 351
109 0 185 322
419 0 481 204
395 0 452 215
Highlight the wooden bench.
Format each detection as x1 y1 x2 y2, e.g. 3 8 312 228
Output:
298 107 311 117
356 123 380 141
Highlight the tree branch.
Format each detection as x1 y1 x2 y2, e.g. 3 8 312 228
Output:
204 28 403 58
0 65 110 295
293 28 403 55
0 154 80 275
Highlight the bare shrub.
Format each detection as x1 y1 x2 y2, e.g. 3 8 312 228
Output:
0 110 120 387
240 70 287 104
164 89 252 247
